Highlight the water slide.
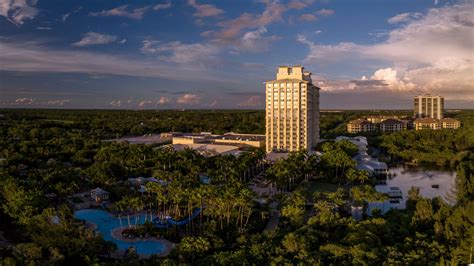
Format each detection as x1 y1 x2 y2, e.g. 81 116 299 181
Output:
152 208 202 228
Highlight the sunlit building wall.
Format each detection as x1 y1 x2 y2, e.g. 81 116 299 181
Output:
265 66 320 153
414 94 444 119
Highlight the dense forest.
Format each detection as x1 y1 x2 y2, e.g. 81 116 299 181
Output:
0 109 472 265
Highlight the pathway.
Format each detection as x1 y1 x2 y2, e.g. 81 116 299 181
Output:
263 201 280 233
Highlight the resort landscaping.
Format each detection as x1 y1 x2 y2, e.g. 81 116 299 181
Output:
0 109 472 264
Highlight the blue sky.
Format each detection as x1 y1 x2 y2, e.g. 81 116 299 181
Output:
0 0 472 109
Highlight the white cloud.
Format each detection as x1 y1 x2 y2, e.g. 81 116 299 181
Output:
72 32 118 47
177 94 200 105
153 2 172 11
158 96 171 105
288 0 314 10
14 97 34 104
298 3 474 100
300 13 317 22
237 95 263 108
61 13 70 22
369 67 416 91
238 27 279 53
138 100 153 108
316 9 334 16
211 0 285 44
206 100 218 107
44 99 70 106
89 5 150 20
0 39 231 82
5 98 69 106
109 100 122 107
387 12 422 24
141 40 218 64
0 0 38 25
61 6 82 22
187 0 224 17
297 35 358 63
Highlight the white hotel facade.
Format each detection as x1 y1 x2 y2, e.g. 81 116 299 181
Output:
265 66 320 153
414 94 444 119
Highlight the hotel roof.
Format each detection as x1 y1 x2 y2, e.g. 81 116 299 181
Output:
348 118 372 125
440 118 460 122
265 78 310 83
381 118 404 125
214 133 265 141
414 118 439 123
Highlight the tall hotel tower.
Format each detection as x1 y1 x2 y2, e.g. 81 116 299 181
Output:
413 94 444 119
265 65 320 153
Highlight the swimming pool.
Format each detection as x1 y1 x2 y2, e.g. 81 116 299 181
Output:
74 209 165 255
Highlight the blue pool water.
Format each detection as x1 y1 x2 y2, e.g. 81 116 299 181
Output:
74 209 165 255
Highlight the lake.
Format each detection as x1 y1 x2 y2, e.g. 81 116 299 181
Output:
367 166 457 214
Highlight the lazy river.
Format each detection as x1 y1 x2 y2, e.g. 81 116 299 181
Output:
74 209 165 255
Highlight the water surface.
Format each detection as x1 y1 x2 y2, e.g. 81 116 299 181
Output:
368 166 456 214
74 209 164 255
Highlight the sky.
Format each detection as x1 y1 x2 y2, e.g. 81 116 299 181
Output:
0 0 473 109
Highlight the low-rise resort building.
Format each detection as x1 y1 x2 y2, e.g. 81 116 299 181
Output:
380 119 405 132
346 119 375 133
414 117 460 130
335 136 387 177
165 132 265 157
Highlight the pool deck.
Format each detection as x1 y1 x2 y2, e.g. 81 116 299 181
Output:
110 226 176 258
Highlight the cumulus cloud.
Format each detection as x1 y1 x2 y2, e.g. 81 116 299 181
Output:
72 32 118 47
141 40 218 64
300 13 317 22
298 3 474 100
158 96 171 105
187 0 223 17
0 0 38 25
138 100 153 108
347 68 416 92
90 5 150 20
177 94 200 105
369 68 414 91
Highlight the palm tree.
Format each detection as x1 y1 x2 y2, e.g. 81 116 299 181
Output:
357 170 369 185
114 200 124 228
